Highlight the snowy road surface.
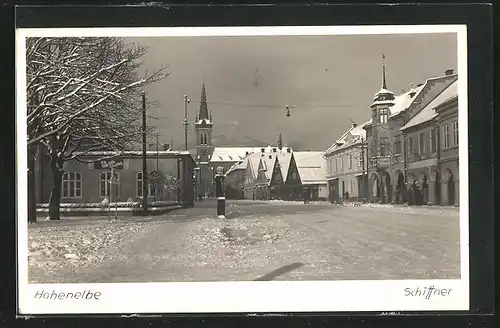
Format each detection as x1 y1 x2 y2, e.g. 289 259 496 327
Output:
28 200 460 283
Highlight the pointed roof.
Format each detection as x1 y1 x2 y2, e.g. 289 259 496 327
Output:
278 133 283 150
371 54 396 106
198 83 209 120
275 149 293 182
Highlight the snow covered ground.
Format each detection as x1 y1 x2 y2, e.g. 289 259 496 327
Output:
27 200 460 283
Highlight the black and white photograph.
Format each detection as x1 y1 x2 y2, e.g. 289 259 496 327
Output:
16 25 469 314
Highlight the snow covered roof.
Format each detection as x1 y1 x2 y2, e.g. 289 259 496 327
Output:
225 161 246 176
275 150 293 181
373 87 394 99
196 118 212 125
293 152 327 185
257 154 277 184
209 145 281 163
325 122 368 154
245 153 264 179
401 79 458 131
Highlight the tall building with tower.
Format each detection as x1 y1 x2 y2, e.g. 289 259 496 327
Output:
194 83 214 196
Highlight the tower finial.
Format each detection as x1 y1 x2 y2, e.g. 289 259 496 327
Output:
382 54 387 89
278 133 283 150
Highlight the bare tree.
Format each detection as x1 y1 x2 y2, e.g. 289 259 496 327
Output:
26 37 168 221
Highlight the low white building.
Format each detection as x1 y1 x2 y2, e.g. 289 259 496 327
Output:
324 123 367 202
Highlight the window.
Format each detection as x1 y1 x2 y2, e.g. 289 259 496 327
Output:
334 157 338 172
418 132 425 155
407 136 414 155
442 125 450 148
394 139 402 154
291 171 297 180
200 132 208 145
62 172 82 198
380 137 389 156
100 172 119 199
349 154 353 169
430 129 437 152
136 172 153 198
340 155 344 171
452 120 459 146
379 108 389 124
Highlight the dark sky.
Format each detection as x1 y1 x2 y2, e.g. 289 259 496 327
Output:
128 33 457 151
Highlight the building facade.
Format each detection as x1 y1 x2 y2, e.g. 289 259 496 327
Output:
325 123 367 202
400 79 458 205
35 150 196 207
362 57 459 205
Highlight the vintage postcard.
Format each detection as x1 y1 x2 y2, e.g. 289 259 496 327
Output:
16 25 468 314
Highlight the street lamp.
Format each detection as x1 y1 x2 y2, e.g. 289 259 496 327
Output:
184 95 191 151
285 104 295 118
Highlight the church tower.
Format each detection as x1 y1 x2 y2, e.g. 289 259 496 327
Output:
194 83 214 195
369 54 395 157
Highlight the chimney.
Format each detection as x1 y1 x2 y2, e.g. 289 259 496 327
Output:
417 83 423 87
269 155 272 159
286 148 291 153
352 123 357 128
163 144 170 151
445 69 454 76
261 148 265 153
272 148 277 153
409 89 417 98
245 151 249 156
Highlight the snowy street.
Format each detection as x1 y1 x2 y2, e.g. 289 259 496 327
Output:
28 200 460 283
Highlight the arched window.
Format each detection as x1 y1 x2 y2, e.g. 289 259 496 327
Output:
62 172 82 198
100 171 119 199
200 133 204 145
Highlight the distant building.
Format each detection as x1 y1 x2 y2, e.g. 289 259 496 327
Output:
324 123 367 202
293 152 328 201
192 83 284 197
224 161 246 199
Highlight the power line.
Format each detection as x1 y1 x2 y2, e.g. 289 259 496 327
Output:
189 99 357 109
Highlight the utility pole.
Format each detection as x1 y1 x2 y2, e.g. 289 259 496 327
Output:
184 95 190 151
156 131 159 171
361 137 366 203
142 91 148 212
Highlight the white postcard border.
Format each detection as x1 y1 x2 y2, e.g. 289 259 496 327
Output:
16 25 469 315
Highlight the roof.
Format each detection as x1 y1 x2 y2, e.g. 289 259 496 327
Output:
209 145 283 163
401 79 458 131
293 152 327 185
256 154 277 185
275 150 294 181
325 122 368 154
225 161 246 176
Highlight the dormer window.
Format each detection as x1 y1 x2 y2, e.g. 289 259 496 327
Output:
379 95 385 101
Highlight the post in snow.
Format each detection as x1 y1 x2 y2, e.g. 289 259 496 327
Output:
215 166 226 219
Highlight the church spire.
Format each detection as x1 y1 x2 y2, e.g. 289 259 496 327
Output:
198 83 209 120
382 54 387 90
278 133 283 150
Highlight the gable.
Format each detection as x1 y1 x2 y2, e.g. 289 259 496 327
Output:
285 156 300 184
270 159 284 185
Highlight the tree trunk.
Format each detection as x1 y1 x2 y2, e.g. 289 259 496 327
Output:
48 154 64 220
27 145 37 223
